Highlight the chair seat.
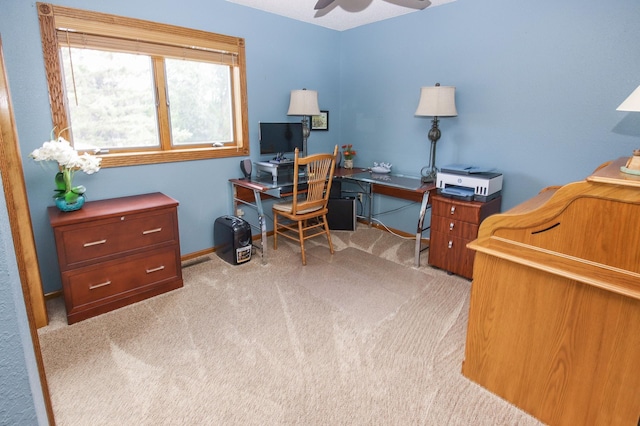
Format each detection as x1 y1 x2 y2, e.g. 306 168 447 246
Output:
273 201 323 215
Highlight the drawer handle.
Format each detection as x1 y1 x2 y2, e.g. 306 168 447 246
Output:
450 206 456 214
84 239 107 247
146 265 165 274
143 227 162 235
89 280 111 290
448 240 453 249
449 222 454 231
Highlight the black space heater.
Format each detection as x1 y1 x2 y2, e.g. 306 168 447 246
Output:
214 215 252 265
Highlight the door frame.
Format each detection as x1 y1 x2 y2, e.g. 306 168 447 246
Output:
0 37 55 424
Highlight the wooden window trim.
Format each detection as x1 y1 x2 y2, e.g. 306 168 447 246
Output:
37 2 249 168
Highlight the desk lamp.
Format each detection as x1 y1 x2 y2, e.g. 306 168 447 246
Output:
287 89 321 157
616 85 640 174
415 83 457 183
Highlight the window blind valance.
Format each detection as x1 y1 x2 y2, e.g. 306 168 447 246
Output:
41 3 243 55
58 31 238 66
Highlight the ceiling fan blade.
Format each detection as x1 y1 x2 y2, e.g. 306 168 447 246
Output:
315 0 337 10
383 0 432 10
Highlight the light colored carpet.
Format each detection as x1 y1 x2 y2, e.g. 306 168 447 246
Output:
38 225 542 425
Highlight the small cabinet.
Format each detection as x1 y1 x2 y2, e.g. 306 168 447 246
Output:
49 192 183 324
428 195 501 279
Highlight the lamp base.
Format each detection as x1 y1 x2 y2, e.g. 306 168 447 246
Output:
421 133 439 183
301 117 310 157
421 167 437 183
621 149 640 175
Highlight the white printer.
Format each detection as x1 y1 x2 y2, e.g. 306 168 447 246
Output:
436 164 502 202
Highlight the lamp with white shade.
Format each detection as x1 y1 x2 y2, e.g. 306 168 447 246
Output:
287 89 321 157
616 85 640 174
415 83 457 183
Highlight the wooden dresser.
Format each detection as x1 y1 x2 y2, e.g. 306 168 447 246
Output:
428 194 501 279
462 158 640 426
48 192 183 324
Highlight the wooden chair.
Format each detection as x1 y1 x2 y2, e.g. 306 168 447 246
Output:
272 145 338 265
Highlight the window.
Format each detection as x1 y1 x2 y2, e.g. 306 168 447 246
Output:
37 3 249 168
60 49 159 151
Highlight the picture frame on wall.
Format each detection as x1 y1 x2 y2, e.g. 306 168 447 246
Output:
311 110 329 131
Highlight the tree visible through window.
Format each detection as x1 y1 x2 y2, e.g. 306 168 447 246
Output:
165 59 233 146
61 49 159 151
38 2 249 168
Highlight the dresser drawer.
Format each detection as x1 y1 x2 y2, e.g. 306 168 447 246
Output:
63 246 180 312
431 198 482 223
431 215 479 240
55 208 177 270
428 230 475 278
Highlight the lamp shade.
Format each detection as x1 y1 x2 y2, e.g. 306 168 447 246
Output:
415 85 457 117
287 89 321 116
617 85 640 112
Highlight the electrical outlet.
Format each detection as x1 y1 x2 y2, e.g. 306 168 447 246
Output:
357 193 363 202
236 208 244 217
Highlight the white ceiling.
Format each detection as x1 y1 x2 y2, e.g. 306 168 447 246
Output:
226 0 455 32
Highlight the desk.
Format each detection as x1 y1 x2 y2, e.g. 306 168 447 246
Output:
230 168 435 266
462 158 640 425
337 169 435 267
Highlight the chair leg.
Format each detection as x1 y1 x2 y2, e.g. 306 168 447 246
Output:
322 214 335 255
298 220 306 265
273 212 278 250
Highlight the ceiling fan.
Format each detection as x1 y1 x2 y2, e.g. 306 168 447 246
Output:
314 0 431 11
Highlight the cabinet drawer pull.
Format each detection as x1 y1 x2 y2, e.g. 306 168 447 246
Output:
450 206 456 214
89 280 111 290
448 240 453 249
449 222 455 231
84 239 107 247
143 227 162 235
146 265 165 274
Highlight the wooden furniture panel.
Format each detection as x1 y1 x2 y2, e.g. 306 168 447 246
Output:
431 197 485 222
371 182 426 202
55 209 177 269
429 231 476 277
492 196 640 274
234 183 277 202
49 192 183 324
65 246 180 309
462 158 640 426
430 215 479 240
428 195 501 279
465 255 639 426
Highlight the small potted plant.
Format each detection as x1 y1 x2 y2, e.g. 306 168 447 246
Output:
341 144 356 169
30 130 102 211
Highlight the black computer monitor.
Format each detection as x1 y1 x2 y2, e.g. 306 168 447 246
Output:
259 122 303 156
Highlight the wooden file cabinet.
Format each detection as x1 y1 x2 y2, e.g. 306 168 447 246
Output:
49 192 183 324
428 194 501 279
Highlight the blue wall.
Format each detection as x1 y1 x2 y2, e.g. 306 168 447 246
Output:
0 174 48 425
339 0 640 230
1 0 639 295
